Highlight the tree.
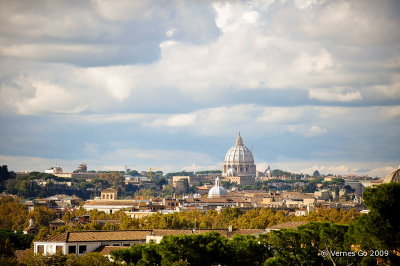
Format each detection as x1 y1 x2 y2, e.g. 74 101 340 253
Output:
348 183 400 264
175 178 190 195
299 222 359 266
75 252 114 266
227 235 271 265
0 197 29 230
27 206 57 227
111 245 145 265
0 165 14 192
157 232 230 266
313 170 320 177
128 170 140 176
265 229 321 266
101 172 124 188
0 228 33 251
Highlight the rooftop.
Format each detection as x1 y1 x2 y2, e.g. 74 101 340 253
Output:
41 230 152 242
38 228 267 242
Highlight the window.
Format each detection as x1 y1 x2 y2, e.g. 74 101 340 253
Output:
78 245 87 254
56 246 63 253
122 243 130 246
68 246 76 254
37 245 44 254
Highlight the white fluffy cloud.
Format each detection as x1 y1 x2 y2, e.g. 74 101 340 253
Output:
0 0 399 175
309 88 363 102
1 0 399 114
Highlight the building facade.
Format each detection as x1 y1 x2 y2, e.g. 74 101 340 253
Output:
222 133 256 185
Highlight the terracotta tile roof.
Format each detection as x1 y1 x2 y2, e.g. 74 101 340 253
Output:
151 229 229 237
151 229 193 236
49 219 66 224
231 229 265 236
267 221 308 230
185 197 250 203
95 246 127 255
39 230 152 242
67 230 151 242
38 228 267 243
41 232 68 242
84 200 135 206
101 188 117 192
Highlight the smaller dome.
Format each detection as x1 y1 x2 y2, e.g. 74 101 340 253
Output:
227 168 237 176
208 177 227 198
383 166 400 183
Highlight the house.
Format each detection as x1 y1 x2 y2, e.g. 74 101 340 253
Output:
34 230 152 255
83 188 135 214
34 228 266 255
146 228 266 244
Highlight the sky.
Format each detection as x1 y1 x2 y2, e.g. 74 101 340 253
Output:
0 0 399 177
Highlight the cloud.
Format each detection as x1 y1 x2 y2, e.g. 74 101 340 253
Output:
1 0 399 115
257 160 398 178
0 0 399 175
380 105 400 120
149 113 197 127
309 88 363 102
13 80 87 114
0 147 218 174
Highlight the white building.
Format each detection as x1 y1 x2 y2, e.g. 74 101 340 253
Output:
34 231 151 255
222 133 256 185
45 166 63 174
208 177 228 198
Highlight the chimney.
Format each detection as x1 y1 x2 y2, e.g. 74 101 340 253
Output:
228 225 233 232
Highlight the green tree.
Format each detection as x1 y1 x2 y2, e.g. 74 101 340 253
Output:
101 172 124 189
0 165 14 192
136 244 162 266
111 245 144 265
75 252 114 266
265 229 321 266
158 232 230 266
348 183 400 264
227 235 271 265
299 222 359 265
0 228 33 251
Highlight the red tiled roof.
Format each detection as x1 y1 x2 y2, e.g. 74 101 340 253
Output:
267 221 308 230
101 188 117 192
38 228 267 243
95 246 127 255
84 200 135 206
39 230 152 242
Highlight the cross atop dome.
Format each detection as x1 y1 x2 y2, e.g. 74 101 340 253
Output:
236 132 243 146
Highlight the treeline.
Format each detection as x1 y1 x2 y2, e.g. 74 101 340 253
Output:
0 184 398 265
49 207 358 235
0 170 169 200
3 251 114 266
0 195 359 235
110 223 365 265
109 183 400 265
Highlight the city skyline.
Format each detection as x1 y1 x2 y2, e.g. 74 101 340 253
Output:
1 0 399 177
